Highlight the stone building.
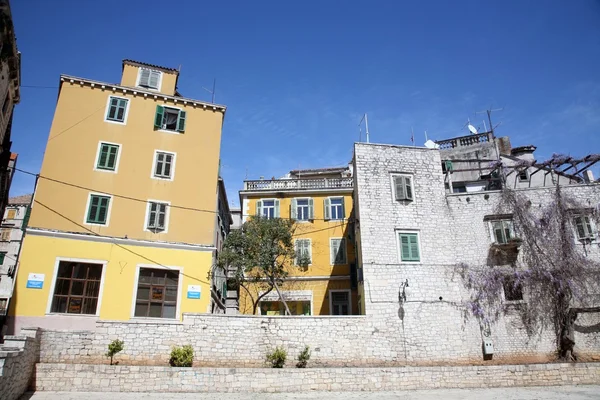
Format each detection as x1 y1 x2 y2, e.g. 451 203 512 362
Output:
352 136 600 363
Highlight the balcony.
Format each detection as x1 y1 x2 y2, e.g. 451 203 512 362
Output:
244 177 353 191
436 132 494 150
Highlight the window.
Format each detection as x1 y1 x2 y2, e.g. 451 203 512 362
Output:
295 239 312 265
398 232 420 262
105 97 128 123
96 143 119 171
0 298 7 316
146 201 168 232
392 174 414 201
330 238 347 265
503 276 524 301
50 261 103 315
256 199 280 219
86 194 111 225
324 197 345 220
153 151 175 179
518 170 529 182
260 300 311 316
6 209 16 219
291 198 313 221
138 68 161 90
154 106 186 132
491 220 514 244
330 291 350 315
574 215 595 240
134 268 179 319
0 228 10 241
0 252 5 264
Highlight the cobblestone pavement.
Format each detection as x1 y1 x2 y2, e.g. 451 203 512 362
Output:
19 385 600 399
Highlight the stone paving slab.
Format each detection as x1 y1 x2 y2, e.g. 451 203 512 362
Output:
19 385 600 400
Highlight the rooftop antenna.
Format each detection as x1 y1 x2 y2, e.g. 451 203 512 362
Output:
476 107 503 137
358 114 370 143
203 78 216 103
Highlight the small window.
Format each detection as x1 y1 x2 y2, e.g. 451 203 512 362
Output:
6 209 16 219
96 143 119 171
295 239 312 265
256 199 280 219
491 220 514 244
518 170 529 182
50 261 103 315
330 238 347 265
147 202 168 232
138 68 161 90
399 232 420 262
105 97 128 123
291 198 313 221
330 291 350 315
0 252 5 265
154 152 174 179
86 194 111 225
154 105 186 132
0 228 10 241
134 268 179 319
324 197 345 220
392 175 414 201
574 215 595 240
503 276 523 301
0 298 7 316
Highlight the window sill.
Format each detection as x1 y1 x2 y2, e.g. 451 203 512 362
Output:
94 167 118 174
45 313 99 318
151 175 174 182
157 129 183 135
84 222 108 227
104 119 127 126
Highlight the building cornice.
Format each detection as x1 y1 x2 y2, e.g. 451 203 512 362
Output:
26 228 216 252
59 75 227 114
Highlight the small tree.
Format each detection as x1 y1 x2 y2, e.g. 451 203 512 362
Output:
217 216 307 315
106 339 124 365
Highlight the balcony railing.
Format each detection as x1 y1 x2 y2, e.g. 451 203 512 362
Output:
436 132 494 150
244 177 353 191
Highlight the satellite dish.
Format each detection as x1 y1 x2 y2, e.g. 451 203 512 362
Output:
424 140 439 149
468 124 478 135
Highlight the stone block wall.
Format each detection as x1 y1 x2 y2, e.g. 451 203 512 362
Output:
0 328 40 400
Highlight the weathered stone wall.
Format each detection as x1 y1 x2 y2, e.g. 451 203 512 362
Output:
32 362 600 393
0 328 40 400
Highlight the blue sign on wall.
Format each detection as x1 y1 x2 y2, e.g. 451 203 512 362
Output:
187 285 201 299
26 273 45 289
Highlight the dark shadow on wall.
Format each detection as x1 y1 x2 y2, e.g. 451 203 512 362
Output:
574 322 600 334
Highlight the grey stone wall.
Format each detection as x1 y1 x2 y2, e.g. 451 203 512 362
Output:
0 328 40 400
32 362 600 393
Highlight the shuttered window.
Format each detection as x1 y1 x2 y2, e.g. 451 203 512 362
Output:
392 175 414 201
147 202 168 231
0 228 10 241
324 197 344 220
256 199 280 219
154 105 186 132
399 233 420 262
291 198 313 221
96 143 119 171
574 216 595 240
154 152 174 179
491 220 514 244
330 238 347 265
138 68 161 90
86 195 111 225
295 239 312 265
106 97 128 122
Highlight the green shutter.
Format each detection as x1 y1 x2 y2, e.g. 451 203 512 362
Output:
324 198 331 220
339 198 345 219
97 145 109 168
394 176 405 200
108 146 118 168
404 177 413 200
291 198 297 219
222 281 227 298
400 234 411 261
274 199 280 218
255 200 262 217
154 105 164 128
176 110 186 132
0 252 5 264
408 234 420 261
22 206 31 231
308 198 314 220
87 195 110 224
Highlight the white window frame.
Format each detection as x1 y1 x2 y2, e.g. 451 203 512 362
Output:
144 199 171 234
390 173 414 202
83 192 114 227
258 290 313 316
329 289 351 316
260 198 277 219
488 219 515 244
573 214 596 242
294 238 312 266
395 230 422 264
130 264 184 320
103 95 130 125
326 197 345 221
158 105 185 135
93 141 122 174
151 150 176 181
294 197 312 222
45 257 108 316
330 237 347 265
136 68 163 91
517 169 529 182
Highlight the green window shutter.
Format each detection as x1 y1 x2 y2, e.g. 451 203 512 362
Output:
176 110 186 132
97 145 109 168
106 98 117 120
394 176 405 200
22 207 31 231
255 200 262 217
87 196 99 223
330 240 336 264
222 281 227 298
154 105 164 128
148 202 157 228
408 234 420 261
584 217 593 237
404 177 413 200
87 195 110 224
308 198 314 220
400 234 411 261
0 252 5 264
108 146 118 168
98 197 109 223
274 199 280 218
340 198 345 219
324 198 331 220
158 204 166 228
291 198 297 219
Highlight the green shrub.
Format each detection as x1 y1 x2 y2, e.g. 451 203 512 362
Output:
170 345 194 367
106 339 124 365
296 345 311 368
266 346 287 368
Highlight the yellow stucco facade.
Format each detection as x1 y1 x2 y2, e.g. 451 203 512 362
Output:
9 60 226 332
239 177 357 316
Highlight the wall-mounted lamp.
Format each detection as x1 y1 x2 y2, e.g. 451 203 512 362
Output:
399 279 410 303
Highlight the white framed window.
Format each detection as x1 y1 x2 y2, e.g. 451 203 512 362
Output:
154 105 186 133
256 199 280 219
490 220 515 244
291 198 314 221
294 239 312 265
93 141 121 173
131 264 183 319
518 170 529 182
391 174 414 202
137 68 162 90
329 289 351 315
324 197 345 220
573 215 596 241
145 200 170 233
330 238 347 265
104 96 129 124
396 231 421 262
152 150 176 180
84 192 113 227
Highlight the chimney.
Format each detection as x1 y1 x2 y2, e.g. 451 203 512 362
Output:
510 145 537 162
496 137 512 156
583 170 594 183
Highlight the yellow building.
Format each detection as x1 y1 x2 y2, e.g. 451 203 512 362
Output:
8 60 227 333
239 167 357 315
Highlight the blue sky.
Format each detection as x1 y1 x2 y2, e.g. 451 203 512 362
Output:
9 0 600 206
